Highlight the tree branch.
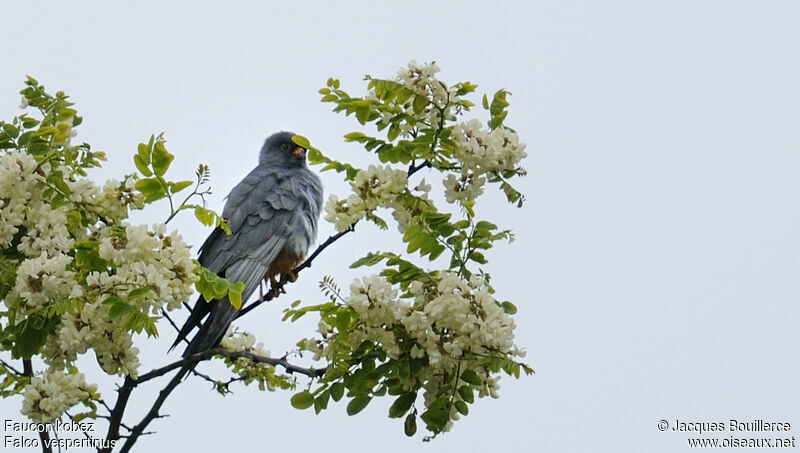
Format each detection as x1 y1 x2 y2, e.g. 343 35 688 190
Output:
118 366 190 453
137 347 323 384
101 377 134 453
408 159 432 176
0 358 23 375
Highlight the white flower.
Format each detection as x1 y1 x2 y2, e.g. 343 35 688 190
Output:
350 164 408 210
452 119 527 176
323 194 363 232
344 275 406 327
12 252 75 311
324 165 408 232
21 369 96 423
443 172 486 204
220 328 256 352
19 96 30 109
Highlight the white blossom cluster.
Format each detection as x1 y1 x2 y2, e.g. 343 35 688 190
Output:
220 328 287 391
310 272 522 369
444 119 527 205
394 61 460 128
47 298 142 378
0 150 42 248
301 272 523 426
2 146 197 383
220 327 269 356
48 223 197 377
67 177 144 225
21 369 96 423
390 178 431 234
324 164 408 232
95 223 197 313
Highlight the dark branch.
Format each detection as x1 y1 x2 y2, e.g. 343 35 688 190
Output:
102 377 134 453
137 347 324 384
0 358 23 375
161 309 188 345
118 366 190 453
215 348 326 377
408 159 432 176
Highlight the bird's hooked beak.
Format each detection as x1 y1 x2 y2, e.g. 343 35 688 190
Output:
293 146 306 158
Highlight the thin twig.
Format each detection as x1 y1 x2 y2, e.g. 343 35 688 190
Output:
161 310 188 345
191 369 217 386
0 358 24 375
137 347 323 384
63 411 94 441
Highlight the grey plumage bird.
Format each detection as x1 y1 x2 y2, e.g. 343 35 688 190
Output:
172 131 323 357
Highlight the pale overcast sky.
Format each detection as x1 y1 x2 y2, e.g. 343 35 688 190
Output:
1 1 798 452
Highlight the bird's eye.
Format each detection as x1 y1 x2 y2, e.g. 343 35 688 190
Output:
280 143 291 151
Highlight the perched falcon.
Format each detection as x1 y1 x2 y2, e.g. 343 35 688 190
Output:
171 131 323 357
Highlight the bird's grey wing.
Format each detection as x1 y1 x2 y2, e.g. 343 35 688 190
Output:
179 169 304 356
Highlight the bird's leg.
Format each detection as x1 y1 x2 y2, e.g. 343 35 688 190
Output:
265 275 287 300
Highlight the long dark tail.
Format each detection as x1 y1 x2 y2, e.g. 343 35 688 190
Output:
177 295 239 357
169 295 208 353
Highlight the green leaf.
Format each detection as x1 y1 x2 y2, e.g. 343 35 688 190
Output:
169 180 193 193
2 123 19 138
346 395 372 415
290 391 314 409
314 393 329 414
420 408 448 431
330 382 345 402
350 251 393 269
134 154 152 176
193 206 215 226
11 316 56 359
46 171 71 196
501 301 517 314
137 142 151 162
75 246 109 272
404 413 417 437
412 95 427 114
458 385 474 403
460 369 483 385
135 178 166 201
127 287 151 301
151 141 174 176
388 392 416 418
455 400 469 415
228 285 243 310
291 135 310 149
109 301 135 318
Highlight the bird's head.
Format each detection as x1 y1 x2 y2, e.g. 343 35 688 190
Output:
259 131 308 167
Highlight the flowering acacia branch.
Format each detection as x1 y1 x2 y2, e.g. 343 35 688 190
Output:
2 61 530 450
